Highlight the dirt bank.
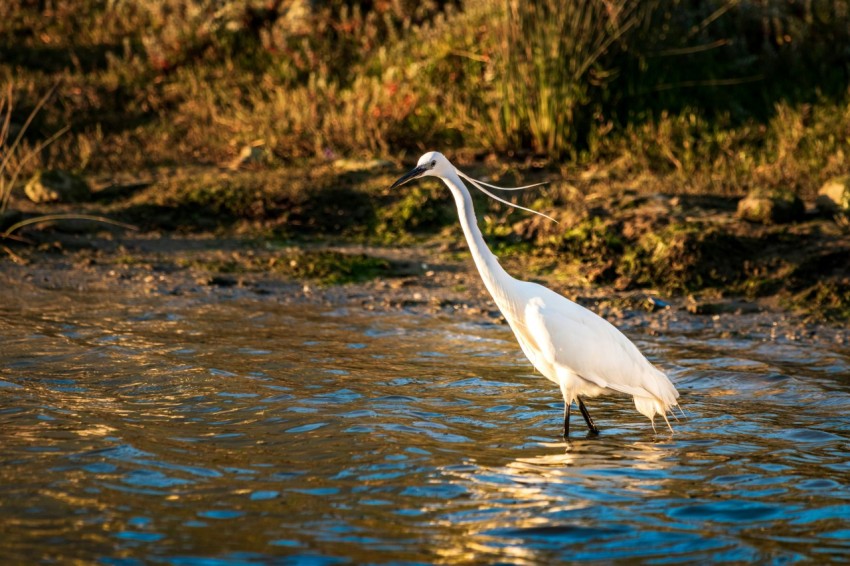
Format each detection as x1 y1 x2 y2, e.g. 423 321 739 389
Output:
2 228 847 355
2 162 848 338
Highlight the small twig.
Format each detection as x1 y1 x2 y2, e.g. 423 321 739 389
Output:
652 75 763 92
450 49 490 63
1 214 138 239
0 231 32 244
655 39 730 57
0 85 12 149
2 244 27 264
0 82 60 176
688 0 739 40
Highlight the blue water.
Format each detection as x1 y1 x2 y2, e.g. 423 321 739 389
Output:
1 287 849 564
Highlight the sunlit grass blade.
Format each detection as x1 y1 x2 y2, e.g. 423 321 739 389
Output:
0 82 65 213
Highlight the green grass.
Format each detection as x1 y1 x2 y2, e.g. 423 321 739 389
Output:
1 0 848 201
0 83 69 214
179 248 402 285
1 1 848 316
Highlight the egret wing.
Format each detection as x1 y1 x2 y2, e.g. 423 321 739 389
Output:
518 283 677 404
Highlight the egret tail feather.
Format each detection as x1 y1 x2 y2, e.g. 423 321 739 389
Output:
633 396 676 433
662 411 673 432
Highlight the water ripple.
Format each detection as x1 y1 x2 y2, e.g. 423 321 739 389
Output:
1 291 849 563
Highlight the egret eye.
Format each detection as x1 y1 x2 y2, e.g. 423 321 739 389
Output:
430 160 436 168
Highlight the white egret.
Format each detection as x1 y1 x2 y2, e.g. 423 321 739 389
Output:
390 151 679 437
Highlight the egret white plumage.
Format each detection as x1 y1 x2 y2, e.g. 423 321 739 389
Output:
391 151 679 437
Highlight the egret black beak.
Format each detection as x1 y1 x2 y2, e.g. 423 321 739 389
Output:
390 164 428 189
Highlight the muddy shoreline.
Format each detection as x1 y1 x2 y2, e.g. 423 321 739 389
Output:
3 230 847 354
2 162 848 351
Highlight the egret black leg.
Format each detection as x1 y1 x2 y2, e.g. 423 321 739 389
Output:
577 397 600 434
563 401 571 438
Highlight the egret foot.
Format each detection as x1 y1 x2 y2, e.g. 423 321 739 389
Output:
578 397 600 435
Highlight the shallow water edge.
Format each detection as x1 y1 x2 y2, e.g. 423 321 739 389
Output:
1 275 849 563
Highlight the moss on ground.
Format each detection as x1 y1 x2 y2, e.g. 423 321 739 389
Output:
375 181 454 243
178 247 415 286
276 250 395 285
117 168 377 236
4 156 849 320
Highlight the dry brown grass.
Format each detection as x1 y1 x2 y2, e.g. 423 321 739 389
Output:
0 0 848 200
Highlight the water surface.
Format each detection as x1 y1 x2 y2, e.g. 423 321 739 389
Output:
1 286 849 563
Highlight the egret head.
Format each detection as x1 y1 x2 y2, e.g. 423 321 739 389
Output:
388 150 557 222
390 151 452 189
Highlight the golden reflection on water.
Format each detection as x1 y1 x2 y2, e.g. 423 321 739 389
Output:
432 438 677 564
75 423 118 438
2 287 850 563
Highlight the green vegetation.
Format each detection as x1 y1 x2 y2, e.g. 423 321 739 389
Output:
1 1 849 317
2 0 849 195
179 248 406 285
117 166 378 235
375 181 454 242
0 83 68 214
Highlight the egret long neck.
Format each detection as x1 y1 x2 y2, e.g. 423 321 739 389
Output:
442 171 516 307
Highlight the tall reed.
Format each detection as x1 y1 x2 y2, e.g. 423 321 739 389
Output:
0 83 68 214
485 0 647 158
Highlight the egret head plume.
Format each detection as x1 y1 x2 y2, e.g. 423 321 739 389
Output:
454 169 556 223
390 151 556 223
